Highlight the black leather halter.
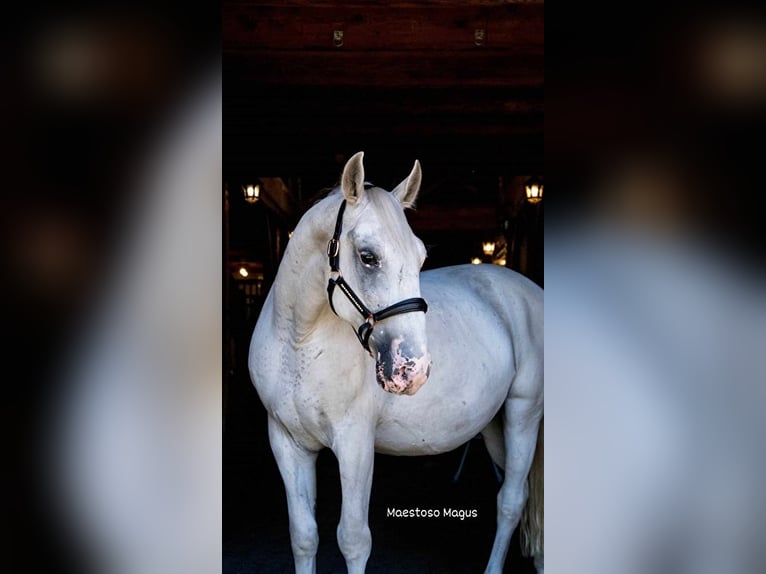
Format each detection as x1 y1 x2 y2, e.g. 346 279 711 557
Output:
326 199 428 354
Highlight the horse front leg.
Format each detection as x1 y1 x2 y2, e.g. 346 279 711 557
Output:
268 416 319 574
332 426 375 574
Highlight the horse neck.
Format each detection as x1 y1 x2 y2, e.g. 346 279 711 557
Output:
270 218 343 346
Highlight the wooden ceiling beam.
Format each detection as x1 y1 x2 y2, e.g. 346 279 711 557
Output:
224 4 543 51
225 119 542 137
224 49 543 87
225 88 544 116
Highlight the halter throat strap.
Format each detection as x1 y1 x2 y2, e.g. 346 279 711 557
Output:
326 199 428 354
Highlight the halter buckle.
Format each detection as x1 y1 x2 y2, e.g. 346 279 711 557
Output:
327 238 339 258
357 319 375 354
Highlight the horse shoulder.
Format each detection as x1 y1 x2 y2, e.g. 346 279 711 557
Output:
251 310 376 448
249 296 291 408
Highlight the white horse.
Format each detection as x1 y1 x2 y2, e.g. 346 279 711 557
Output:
249 152 544 574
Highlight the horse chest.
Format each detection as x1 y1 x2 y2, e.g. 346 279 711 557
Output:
261 342 373 447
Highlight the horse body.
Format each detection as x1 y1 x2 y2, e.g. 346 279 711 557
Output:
250 152 543 574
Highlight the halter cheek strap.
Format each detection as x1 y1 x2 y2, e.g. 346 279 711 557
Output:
326 199 428 354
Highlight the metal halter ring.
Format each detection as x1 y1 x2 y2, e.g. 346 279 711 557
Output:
327 238 339 258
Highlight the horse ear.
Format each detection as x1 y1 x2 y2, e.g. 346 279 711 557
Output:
341 151 366 204
392 160 422 209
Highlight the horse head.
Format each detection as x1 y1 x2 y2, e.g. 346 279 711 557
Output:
329 152 432 396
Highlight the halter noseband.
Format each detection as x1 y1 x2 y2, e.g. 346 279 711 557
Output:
326 199 428 354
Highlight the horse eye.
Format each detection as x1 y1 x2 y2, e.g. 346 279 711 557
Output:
359 251 380 267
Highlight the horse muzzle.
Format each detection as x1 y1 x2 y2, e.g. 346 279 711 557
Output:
374 337 432 396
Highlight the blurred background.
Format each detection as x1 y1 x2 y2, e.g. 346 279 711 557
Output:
223 1 543 572
1 2 220 573
545 3 766 574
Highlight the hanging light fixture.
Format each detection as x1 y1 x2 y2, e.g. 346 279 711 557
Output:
482 241 496 256
525 176 544 204
243 183 260 203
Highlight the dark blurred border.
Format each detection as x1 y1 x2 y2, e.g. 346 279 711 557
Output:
545 3 766 572
547 2 764 255
0 2 220 570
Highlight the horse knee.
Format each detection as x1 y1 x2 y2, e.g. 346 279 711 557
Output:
337 521 371 561
290 520 319 557
497 486 527 522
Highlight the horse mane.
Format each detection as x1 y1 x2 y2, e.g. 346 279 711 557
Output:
305 185 339 208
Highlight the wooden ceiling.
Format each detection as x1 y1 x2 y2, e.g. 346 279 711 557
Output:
224 0 544 282
223 0 544 178
224 1 543 87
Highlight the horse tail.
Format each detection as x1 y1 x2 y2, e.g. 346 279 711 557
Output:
520 417 543 559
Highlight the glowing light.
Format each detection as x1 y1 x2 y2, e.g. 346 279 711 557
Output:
525 177 543 204
471 257 482 265
482 242 496 256
497 258 507 266
243 184 260 203
238 266 249 278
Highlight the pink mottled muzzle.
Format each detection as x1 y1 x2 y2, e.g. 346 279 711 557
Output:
375 337 432 396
